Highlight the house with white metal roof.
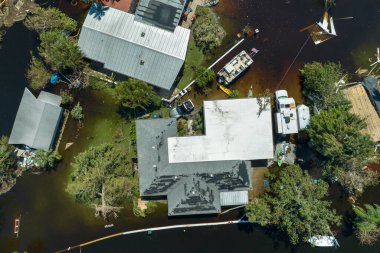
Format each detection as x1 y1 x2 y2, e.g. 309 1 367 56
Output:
78 6 190 91
9 88 63 151
168 98 274 163
135 98 274 216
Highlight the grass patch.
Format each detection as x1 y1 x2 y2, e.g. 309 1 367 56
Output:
176 37 205 90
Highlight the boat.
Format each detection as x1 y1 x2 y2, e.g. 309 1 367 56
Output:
217 50 254 86
308 235 339 247
104 224 114 228
216 83 232 95
14 215 21 238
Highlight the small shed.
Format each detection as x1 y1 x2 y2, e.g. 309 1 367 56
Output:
9 88 63 150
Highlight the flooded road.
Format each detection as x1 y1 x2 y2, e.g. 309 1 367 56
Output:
0 0 380 252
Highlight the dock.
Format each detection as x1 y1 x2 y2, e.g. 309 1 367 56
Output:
342 84 380 142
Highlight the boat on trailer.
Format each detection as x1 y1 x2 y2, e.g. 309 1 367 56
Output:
217 49 258 86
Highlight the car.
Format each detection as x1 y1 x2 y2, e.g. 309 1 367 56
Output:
170 99 195 118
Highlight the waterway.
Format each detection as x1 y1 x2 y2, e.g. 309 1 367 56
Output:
0 0 380 252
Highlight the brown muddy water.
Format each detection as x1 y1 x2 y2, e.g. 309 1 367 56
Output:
0 0 380 253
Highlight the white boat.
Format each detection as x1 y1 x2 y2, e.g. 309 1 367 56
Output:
308 235 338 247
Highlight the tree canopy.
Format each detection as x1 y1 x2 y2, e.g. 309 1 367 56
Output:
66 144 138 218
193 7 226 52
26 55 52 90
114 79 160 111
38 30 84 71
246 165 341 245
34 149 61 171
307 108 377 195
0 136 17 194
194 66 215 93
300 62 349 110
24 7 77 34
353 204 380 245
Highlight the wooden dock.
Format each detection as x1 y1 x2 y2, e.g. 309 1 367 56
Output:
342 84 380 142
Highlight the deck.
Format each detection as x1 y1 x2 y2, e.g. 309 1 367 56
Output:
342 84 380 142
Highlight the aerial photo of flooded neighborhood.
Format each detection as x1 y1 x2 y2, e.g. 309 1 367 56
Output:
0 0 380 252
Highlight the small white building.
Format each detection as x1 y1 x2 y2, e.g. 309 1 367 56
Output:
168 98 274 163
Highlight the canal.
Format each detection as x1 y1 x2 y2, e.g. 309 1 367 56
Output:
0 0 380 252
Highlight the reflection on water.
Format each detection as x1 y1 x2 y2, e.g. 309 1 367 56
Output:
0 0 380 252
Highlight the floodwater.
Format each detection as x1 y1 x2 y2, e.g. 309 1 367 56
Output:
0 0 380 252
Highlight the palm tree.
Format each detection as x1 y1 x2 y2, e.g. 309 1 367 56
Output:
89 3 109 20
353 204 380 245
34 149 62 171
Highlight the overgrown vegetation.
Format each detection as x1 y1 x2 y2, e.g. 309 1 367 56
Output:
300 62 349 110
66 144 138 219
301 61 378 196
60 90 74 105
114 79 160 113
71 102 84 121
24 6 77 34
353 204 380 245
192 7 226 52
34 149 61 171
194 66 215 93
26 55 52 90
228 89 241 98
38 30 84 72
0 136 17 194
246 165 341 245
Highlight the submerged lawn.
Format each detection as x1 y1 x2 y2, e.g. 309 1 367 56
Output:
176 37 205 90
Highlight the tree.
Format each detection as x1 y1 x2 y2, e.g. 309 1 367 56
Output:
71 102 84 121
88 3 109 20
34 149 61 171
24 6 77 34
228 89 241 98
38 30 84 71
26 56 52 90
114 79 160 111
353 204 380 245
307 108 377 195
60 90 74 105
0 29 5 48
0 136 16 194
300 62 349 110
246 165 341 245
194 66 215 93
193 7 226 52
66 144 137 218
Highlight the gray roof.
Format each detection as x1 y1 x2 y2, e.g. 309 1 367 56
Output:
167 176 221 216
136 118 251 216
363 76 380 116
78 7 190 91
135 0 187 31
9 88 63 151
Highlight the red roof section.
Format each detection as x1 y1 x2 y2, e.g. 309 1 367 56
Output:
101 0 133 12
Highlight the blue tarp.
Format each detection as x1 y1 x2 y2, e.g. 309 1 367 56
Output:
50 73 59 85
362 77 380 116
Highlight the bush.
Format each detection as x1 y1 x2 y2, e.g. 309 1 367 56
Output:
194 66 215 93
71 102 84 121
34 149 61 171
26 56 52 90
60 90 74 105
193 7 226 52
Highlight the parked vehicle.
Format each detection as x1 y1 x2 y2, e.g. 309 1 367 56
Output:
170 99 195 118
